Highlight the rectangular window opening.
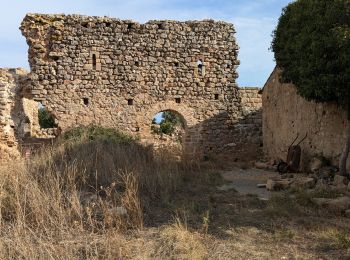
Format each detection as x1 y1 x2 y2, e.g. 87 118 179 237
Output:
83 98 89 106
128 99 134 105
92 54 97 70
175 98 181 104
214 94 219 100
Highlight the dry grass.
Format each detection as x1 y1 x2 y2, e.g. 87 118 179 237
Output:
0 126 349 259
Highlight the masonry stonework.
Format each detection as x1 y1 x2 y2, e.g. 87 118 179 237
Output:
18 13 262 159
263 68 350 170
0 68 34 160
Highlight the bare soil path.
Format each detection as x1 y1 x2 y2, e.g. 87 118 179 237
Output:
218 167 280 199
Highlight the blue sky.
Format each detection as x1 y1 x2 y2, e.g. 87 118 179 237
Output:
0 0 291 87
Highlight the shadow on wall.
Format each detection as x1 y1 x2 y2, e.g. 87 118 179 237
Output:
163 108 263 162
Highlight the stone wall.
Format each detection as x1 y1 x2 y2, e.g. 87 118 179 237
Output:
20 13 260 159
0 68 29 160
234 87 263 160
263 68 350 170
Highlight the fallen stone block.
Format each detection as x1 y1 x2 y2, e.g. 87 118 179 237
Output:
290 177 316 189
266 179 292 191
254 161 269 169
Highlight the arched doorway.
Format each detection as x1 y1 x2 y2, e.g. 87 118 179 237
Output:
150 110 186 154
135 101 202 159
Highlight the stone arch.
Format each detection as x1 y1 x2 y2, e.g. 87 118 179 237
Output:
135 101 202 157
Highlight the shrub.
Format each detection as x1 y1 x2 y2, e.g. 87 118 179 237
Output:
62 125 134 144
38 107 57 128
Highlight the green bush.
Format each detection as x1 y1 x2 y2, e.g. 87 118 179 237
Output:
62 125 134 144
159 121 175 135
38 108 57 129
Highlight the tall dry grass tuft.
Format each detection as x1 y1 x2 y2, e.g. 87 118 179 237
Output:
0 125 201 258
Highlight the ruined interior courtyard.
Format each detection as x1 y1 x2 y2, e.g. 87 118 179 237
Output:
0 11 349 259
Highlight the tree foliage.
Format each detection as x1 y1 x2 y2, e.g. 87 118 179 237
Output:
38 107 57 129
271 0 350 112
151 111 184 135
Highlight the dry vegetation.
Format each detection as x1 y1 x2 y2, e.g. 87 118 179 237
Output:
0 126 349 259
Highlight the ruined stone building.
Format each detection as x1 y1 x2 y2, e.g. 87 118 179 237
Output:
263 68 350 170
0 13 262 161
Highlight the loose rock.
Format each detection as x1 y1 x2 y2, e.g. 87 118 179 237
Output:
266 179 292 191
326 196 350 213
290 177 316 189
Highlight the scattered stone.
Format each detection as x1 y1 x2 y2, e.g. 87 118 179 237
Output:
309 157 323 173
290 177 316 189
254 161 269 170
318 166 338 180
326 196 350 213
311 198 332 207
266 179 292 191
333 174 349 186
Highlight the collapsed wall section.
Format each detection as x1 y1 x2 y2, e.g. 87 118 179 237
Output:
0 68 33 160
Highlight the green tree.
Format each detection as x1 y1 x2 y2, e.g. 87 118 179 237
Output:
151 111 184 136
162 111 182 126
38 107 57 129
272 0 350 176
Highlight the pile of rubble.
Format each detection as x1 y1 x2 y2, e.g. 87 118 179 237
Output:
255 159 350 216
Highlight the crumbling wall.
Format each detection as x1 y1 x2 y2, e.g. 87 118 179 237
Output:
263 68 350 170
20 13 263 159
0 68 32 160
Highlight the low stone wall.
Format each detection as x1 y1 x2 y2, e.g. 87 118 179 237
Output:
263 68 349 171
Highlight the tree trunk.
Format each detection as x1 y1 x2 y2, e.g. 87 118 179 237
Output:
339 114 350 177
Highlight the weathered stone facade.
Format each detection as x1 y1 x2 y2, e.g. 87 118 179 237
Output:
18 13 262 158
263 68 350 170
0 68 33 160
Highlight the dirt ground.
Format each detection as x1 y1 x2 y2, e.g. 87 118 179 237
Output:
135 165 350 259
218 167 279 199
